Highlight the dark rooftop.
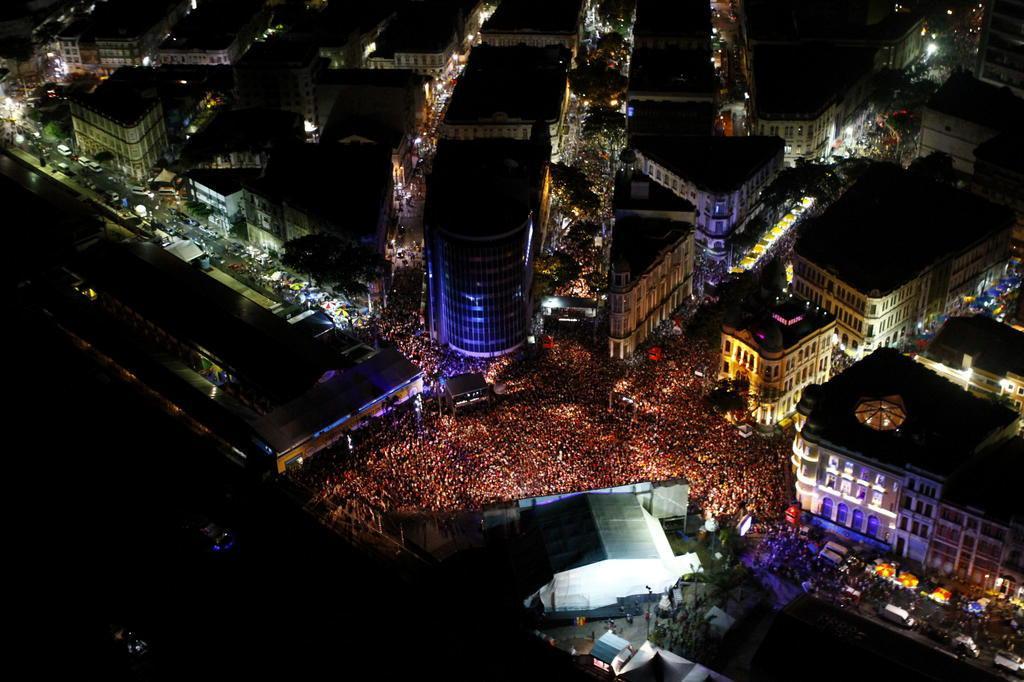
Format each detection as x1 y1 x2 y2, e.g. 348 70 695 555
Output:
634 0 711 38
927 71 1024 132
626 100 715 136
315 68 425 88
482 0 583 35
942 437 1024 522
614 169 696 216
182 107 303 160
160 0 268 52
630 135 784 193
797 349 1018 479
71 81 160 126
795 163 1015 294
370 1 459 58
753 43 876 118
923 315 1024 378
444 45 570 124
90 0 183 41
185 167 261 196
973 130 1024 174
628 48 717 97
235 38 319 68
754 595 1004 682
74 241 343 405
244 143 392 239
743 0 923 44
610 215 691 277
723 293 835 353
427 138 548 240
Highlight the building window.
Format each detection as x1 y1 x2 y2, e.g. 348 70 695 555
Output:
852 509 864 531
821 497 833 519
837 503 848 525
867 516 879 537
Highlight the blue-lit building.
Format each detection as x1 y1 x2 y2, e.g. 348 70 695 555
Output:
425 139 550 357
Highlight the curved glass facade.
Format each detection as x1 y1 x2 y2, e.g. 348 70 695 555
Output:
429 218 534 357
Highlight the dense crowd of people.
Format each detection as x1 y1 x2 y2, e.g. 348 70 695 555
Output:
294 325 793 525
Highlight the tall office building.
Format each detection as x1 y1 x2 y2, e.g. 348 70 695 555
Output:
977 0 1024 97
425 139 550 357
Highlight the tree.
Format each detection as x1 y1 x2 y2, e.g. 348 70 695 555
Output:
909 151 957 186
569 59 628 105
282 233 387 298
593 32 629 65
582 106 626 149
550 162 601 220
186 200 214 218
597 0 636 35
43 119 70 141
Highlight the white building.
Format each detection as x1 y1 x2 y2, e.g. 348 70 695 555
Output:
791 164 1014 355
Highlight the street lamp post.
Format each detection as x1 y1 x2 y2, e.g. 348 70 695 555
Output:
645 585 653 639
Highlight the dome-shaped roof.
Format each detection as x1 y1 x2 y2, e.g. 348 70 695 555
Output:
854 395 906 431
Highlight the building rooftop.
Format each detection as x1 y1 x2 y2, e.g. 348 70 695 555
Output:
923 315 1024 378
613 169 696 216
427 138 548 240
90 0 183 41
482 0 583 35
926 71 1024 132
973 130 1024 174
742 0 923 44
628 47 717 97
74 241 344 405
634 0 711 39
630 135 784 193
369 1 459 58
626 100 715 136
753 43 876 118
71 81 160 127
254 347 423 454
795 163 1016 295
797 349 1019 479
244 143 392 240
723 293 835 354
942 437 1024 522
182 107 304 161
235 37 319 68
610 215 691 278
444 45 570 124
160 0 268 52
185 167 261 197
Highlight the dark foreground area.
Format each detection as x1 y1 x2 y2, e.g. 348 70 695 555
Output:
15 306 579 680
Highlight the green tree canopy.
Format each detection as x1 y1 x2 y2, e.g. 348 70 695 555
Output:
569 58 628 105
282 233 388 298
550 162 602 220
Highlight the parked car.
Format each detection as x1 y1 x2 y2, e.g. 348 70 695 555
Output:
130 185 150 196
56 143 72 156
879 604 916 628
953 635 979 658
994 650 1024 675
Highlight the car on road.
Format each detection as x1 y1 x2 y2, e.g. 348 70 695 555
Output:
953 634 979 658
879 604 915 628
995 650 1024 675
56 161 70 172
130 185 151 197
56 144 72 156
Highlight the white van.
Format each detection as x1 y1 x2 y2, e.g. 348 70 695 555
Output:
822 541 849 557
880 604 915 628
157 186 177 197
819 548 844 566
56 144 72 156
994 650 1023 674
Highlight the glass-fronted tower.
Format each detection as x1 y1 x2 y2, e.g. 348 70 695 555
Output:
425 139 549 358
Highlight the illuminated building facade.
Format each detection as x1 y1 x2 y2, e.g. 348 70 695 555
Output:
977 0 1024 97
792 164 1014 355
70 86 168 180
916 315 1024 414
792 349 1020 562
425 139 549 357
607 216 694 359
720 293 836 425
630 136 783 260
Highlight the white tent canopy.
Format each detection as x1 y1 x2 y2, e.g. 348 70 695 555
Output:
616 641 732 682
523 493 701 611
